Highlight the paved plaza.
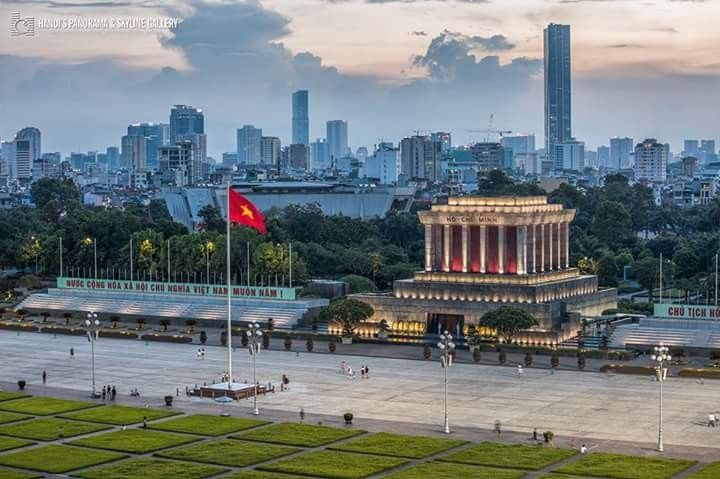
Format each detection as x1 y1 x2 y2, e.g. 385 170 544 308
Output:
1 331 719 450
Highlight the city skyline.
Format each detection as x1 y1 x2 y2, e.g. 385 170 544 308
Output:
1 0 719 157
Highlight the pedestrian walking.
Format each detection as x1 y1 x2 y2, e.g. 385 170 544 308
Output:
580 444 588 454
517 365 523 376
102 387 106 401
364 365 369 378
299 408 305 423
494 421 502 436
142 416 147 429
111 386 116 400
532 428 538 441
42 370 46 385
70 347 74 358
176 387 180 397
708 413 715 427
282 374 289 391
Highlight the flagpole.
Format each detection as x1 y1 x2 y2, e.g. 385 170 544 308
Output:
227 182 233 388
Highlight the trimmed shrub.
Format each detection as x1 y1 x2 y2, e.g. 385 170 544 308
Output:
329 339 337 353
199 331 207 345
577 355 586 371
423 345 432 360
524 352 533 367
551 354 559 369
499 351 507 364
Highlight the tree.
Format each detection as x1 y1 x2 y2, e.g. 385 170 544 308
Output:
319 298 374 337
466 325 482 350
339 274 376 294
590 201 634 249
198 205 225 233
634 256 658 299
597 253 618 287
160 319 170 331
478 307 539 343
31 178 80 220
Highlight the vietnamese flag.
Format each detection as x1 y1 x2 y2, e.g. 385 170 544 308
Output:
228 188 267 234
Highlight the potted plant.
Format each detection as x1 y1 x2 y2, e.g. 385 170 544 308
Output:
466 325 482 353
329 338 337 353
267 318 274 331
320 298 374 346
160 319 171 332
524 352 533 367
306 337 314 352
284 335 292 351
17 380 26 390
16 309 27 321
136 318 146 330
220 331 228 346
423 344 432 360
377 319 391 340
200 331 207 345
241 331 249 347
499 350 507 365
164 395 173 407
472 348 481 363
343 412 353 425
543 430 554 444
185 319 197 333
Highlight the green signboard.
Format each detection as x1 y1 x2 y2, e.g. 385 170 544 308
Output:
57 277 296 301
654 303 720 320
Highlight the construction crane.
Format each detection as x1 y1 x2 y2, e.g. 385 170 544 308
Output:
465 114 512 142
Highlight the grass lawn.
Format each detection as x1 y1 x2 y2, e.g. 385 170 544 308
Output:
0 417 111 441
331 432 466 459
0 411 29 425
0 444 126 473
73 458 227 479
0 392 28 402
539 475 596 479
222 472 307 479
60 405 179 425
384 462 527 479
259 450 408 479
148 414 267 436
0 397 96 416
0 468 42 479
69 429 200 454
554 452 696 479
157 439 299 467
234 422 365 447
0 437 34 452
440 442 576 470
685 462 720 479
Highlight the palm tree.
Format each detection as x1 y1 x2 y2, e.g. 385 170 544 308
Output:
160 319 171 332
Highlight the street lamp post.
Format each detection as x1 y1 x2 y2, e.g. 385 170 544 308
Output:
437 330 455 434
85 312 101 398
246 322 263 415
651 342 671 452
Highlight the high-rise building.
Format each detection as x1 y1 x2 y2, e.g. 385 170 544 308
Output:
121 135 146 174
609 137 633 170
634 138 669 183
260 136 281 167
597 145 610 167
470 142 506 170
310 138 328 170
126 123 167 170
1 141 16 179
430 132 452 153
683 139 699 157
106 146 120 171
700 140 717 164
169 105 204 143
159 141 194 186
326 120 348 163
288 143 309 171
501 135 536 165
362 142 399 184
292 90 309 146
236 125 262 165
14 127 41 180
544 23 572 169
400 135 442 181
556 140 585 171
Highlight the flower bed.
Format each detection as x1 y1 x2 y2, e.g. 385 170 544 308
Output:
599 364 655 375
40 326 86 336
99 330 138 340
0 322 38 332
141 334 193 343
678 368 720 380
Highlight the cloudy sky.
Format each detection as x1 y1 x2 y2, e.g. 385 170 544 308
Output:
1 0 719 158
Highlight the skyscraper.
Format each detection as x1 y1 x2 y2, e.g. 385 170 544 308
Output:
326 120 348 163
121 135 146 174
544 23 571 169
169 105 204 143
126 123 167 170
260 136 281 167
634 138 669 183
236 125 262 165
292 90 309 146
310 138 328 170
14 127 41 180
597 145 610 167
400 135 442 182
609 137 633 170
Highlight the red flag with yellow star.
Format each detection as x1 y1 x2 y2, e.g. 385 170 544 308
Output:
228 188 267 234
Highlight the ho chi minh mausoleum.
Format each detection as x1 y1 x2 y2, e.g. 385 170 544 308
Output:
353 196 617 344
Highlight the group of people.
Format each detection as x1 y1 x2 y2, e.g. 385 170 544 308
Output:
280 374 290 391
196 348 207 359
129 387 141 397
339 361 370 379
708 412 720 427
101 385 117 400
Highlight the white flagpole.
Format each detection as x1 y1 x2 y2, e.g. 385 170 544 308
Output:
289 242 293 288
227 182 233 387
659 253 663 304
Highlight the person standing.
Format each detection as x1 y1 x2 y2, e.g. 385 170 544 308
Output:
494 421 502 436
101 387 106 401
708 413 715 427
299 408 305 423
70 347 74 359
532 428 538 441
42 370 46 385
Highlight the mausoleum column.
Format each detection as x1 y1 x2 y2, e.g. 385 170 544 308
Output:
443 225 451 273
517 225 527 275
540 224 545 272
530 224 536 274
548 223 554 270
424 224 433 272
564 222 570 268
461 225 469 273
480 225 487 273
498 225 506 274
556 223 562 270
